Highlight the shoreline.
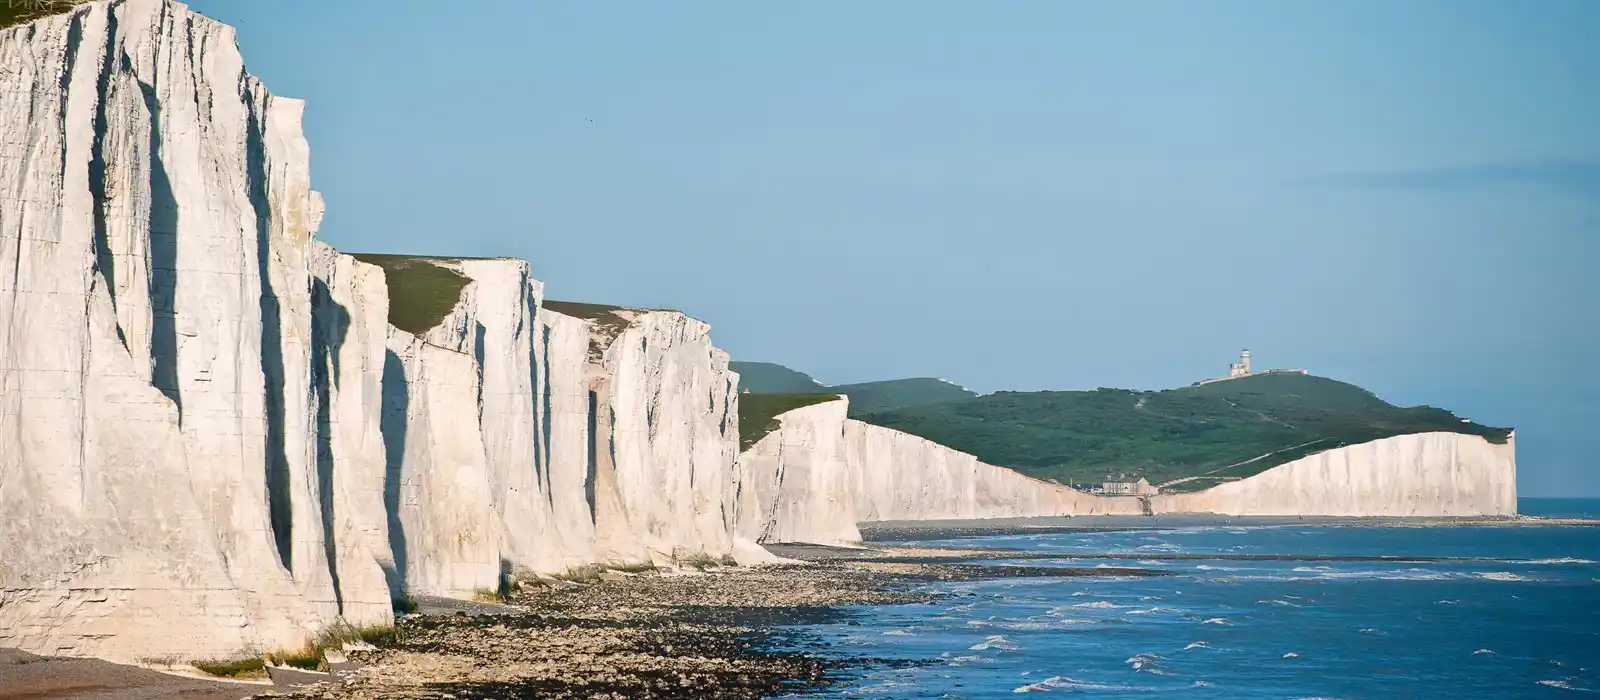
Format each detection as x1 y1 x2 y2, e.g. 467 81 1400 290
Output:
249 553 1170 699
859 513 1599 541
7 515 1592 699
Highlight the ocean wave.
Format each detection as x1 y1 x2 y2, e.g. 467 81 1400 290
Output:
1127 607 1181 615
1478 571 1531 582
1473 649 1496 655
1013 676 1155 693
1258 599 1302 607
882 629 915 636
1283 652 1300 659
941 653 984 666
1196 564 1247 571
1127 653 1162 670
1537 680 1597 692
1070 600 1124 609
1293 565 1335 572
1512 558 1595 565
1184 641 1211 650
1202 617 1230 625
970 634 1019 651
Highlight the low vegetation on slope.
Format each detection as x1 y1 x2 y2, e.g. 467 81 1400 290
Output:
828 378 977 415
1 1 84 29
737 393 842 450
734 362 977 414
729 361 825 393
854 373 1510 491
349 254 471 335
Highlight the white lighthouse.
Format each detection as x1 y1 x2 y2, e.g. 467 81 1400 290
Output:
1228 348 1253 378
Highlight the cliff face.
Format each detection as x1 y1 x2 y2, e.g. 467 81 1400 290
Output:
541 304 758 567
1152 432 1517 516
845 421 1142 522
309 243 395 628
0 0 340 661
734 398 1141 546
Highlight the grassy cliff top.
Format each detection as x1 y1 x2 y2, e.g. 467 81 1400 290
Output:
854 372 1510 491
2 1 85 30
348 254 471 335
737 393 842 451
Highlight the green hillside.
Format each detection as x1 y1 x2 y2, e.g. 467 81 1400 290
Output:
730 361 826 393
734 362 978 414
854 373 1510 491
829 378 978 415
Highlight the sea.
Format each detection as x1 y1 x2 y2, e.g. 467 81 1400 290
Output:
783 498 1600 699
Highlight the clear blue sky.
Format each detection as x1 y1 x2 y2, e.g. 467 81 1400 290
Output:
189 0 1598 497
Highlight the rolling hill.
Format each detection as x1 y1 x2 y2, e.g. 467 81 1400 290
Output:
729 361 827 393
851 373 1510 491
732 362 978 415
827 378 978 414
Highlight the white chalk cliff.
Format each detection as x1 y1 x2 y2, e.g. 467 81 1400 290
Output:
734 397 1143 546
1151 432 1518 517
1 0 342 661
0 0 764 664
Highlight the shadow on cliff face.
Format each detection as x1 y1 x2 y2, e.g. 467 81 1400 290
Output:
312 278 350 613
245 94 295 574
137 74 181 417
537 321 554 507
381 349 410 602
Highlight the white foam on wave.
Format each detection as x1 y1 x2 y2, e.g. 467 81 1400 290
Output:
1202 617 1229 625
1013 676 1155 693
1126 653 1162 671
1283 652 1300 659
1537 679 1597 692
1514 558 1595 565
1184 641 1211 650
882 629 915 636
1478 571 1531 582
1127 607 1181 615
1473 649 1496 656
1195 564 1246 572
970 634 1018 651
1294 566 1334 573
1071 600 1124 609
1258 599 1302 607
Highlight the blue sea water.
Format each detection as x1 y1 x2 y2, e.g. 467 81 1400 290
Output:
786 500 1600 698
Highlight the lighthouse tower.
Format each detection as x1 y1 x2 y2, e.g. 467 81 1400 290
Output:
1228 349 1253 378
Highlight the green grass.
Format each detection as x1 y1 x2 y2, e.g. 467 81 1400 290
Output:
192 657 267 679
1 1 86 30
829 378 977 415
738 392 843 450
471 587 506 603
729 361 826 393
732 362 976 413
264 647 323 672
854 373 1511 490
348 254 471 335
